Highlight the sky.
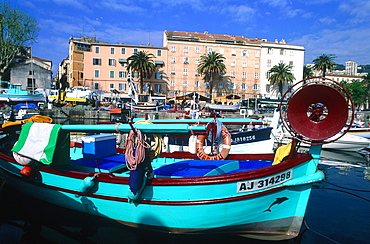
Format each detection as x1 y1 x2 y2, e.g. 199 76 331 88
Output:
7 0 370 75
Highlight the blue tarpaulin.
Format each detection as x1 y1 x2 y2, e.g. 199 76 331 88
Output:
13 103 39 110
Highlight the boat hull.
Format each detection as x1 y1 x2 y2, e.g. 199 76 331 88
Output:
0 150 323 241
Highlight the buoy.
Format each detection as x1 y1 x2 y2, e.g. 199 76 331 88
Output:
20 166 32 176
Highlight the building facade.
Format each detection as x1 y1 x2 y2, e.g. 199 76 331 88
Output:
10 56 52 91
66 36 168 98
62 31 305 101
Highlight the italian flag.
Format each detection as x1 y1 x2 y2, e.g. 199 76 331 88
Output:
12 122 70 165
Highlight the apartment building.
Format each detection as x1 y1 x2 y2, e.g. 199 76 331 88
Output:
65 36 168 96
63 31 305 100
164 31 304 100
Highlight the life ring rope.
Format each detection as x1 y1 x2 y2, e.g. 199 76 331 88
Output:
196 125 231 160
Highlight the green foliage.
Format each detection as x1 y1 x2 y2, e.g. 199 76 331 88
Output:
0 1 38 80
303 65 314 79
127 51 156 93
341 80 365 107
198 51 226 101
268 63 295 97
312 54 336 77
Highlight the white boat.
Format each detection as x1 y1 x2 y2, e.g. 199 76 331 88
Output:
0 83 45 104
205 103 240 111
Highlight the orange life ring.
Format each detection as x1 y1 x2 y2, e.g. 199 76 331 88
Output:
196 126 231 160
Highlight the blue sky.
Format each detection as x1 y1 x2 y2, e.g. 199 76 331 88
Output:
8 0 370 74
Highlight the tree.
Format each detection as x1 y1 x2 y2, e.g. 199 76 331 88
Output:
268 63 295 98
197 51 226 102
0 2 38 81
127 51 156 93
312 54 336 77
361 73 370 108
303 65 314 79
340 80 364 109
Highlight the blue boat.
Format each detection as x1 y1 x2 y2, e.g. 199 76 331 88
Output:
0 78 354 241
0 82 46 105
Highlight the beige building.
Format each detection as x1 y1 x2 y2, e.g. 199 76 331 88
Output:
61 31 305 101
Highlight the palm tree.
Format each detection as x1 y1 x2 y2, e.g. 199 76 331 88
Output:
197 51 226 102
303 65 314 79
268 63 295 98
127 51 156 93
312 54 336 77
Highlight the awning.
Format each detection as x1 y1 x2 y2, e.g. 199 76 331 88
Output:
118 59 128 63
155 61 165 65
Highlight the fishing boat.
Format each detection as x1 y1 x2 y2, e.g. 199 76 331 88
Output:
205 103 240 111
0 77 354 241
346 127 370 139
0 83 45 105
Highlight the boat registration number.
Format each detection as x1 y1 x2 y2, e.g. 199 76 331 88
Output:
237 170 293 193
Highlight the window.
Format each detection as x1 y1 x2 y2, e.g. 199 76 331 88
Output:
110 70 115 78
280 49 285 55
255 62 259 68
184 46 189 53
195 47 200 53
155 72 162 79
134 72 138 78
119 83 126 91
171 57 176 63
267 48 273 54
255 51 260 57
242 61 247 68
266 85 271 93
170 80 175 87
242 50 249 57
195 58 200 64
93 58 101 65
95 47 100 54
183 68 188 76
109 83 114 90
218 82 223 89
183 80 187 87
29 71 34 75
110 48 115 54
195 69 200 76
94 82 99 89
195 81 201 88
254 72 259 79
289 61 294 66
228 83 236 89
232 50 236 56
267 59 272 67
133 48 138 54
253 84 259 90
205 82 210 89
230 71 235 78
171 45 176 52
109 59 116 66
241 83 248 90
171 68 176 75
289 50 294 56
242 72 247 79
94 70 100 78
208 47 213 53
143 84 150 92
231 61 236 67
119 71 127 78
266 72 271 79
184 57 189 64
157 50 162 56
155 84 161 93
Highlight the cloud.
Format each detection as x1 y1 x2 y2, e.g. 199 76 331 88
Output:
291 28 370 64
318 17 336 25
339 0 370 24
217 4 256 22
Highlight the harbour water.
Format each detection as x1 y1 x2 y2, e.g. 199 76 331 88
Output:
0 149 369 243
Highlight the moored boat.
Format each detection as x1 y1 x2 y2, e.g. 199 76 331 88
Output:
0 77 355 241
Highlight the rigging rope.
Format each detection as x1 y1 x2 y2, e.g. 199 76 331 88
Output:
125 128 150 171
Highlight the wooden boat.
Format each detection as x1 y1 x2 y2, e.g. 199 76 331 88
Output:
0 77 354 241
346 127 370 139
0 83 45 105
132 103 163 110
205 103 240 111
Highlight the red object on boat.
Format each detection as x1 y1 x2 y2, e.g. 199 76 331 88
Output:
20 166 32 176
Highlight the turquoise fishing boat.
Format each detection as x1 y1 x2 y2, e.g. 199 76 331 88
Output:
0 78 354 241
